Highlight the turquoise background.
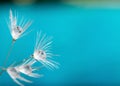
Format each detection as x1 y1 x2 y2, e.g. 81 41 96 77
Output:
1 4 120 86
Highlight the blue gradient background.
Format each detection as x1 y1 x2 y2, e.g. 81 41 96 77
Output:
1 4 120 86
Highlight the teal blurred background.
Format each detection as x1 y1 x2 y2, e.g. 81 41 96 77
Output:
1 1 120 86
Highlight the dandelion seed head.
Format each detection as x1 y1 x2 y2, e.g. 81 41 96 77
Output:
9 9 32 41
34 50 47 61
7 66 32 86
7 67 20 79
16 59 36 75
32 31 59 69
14 59 41 78
17 65 32 74
12 26 23 40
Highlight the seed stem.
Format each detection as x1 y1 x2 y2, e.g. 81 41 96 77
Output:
0 39 15 75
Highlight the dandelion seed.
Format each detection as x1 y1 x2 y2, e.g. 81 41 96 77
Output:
32 31 59 69
16 58 42 78
7 67 32 86
8 9 32 41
